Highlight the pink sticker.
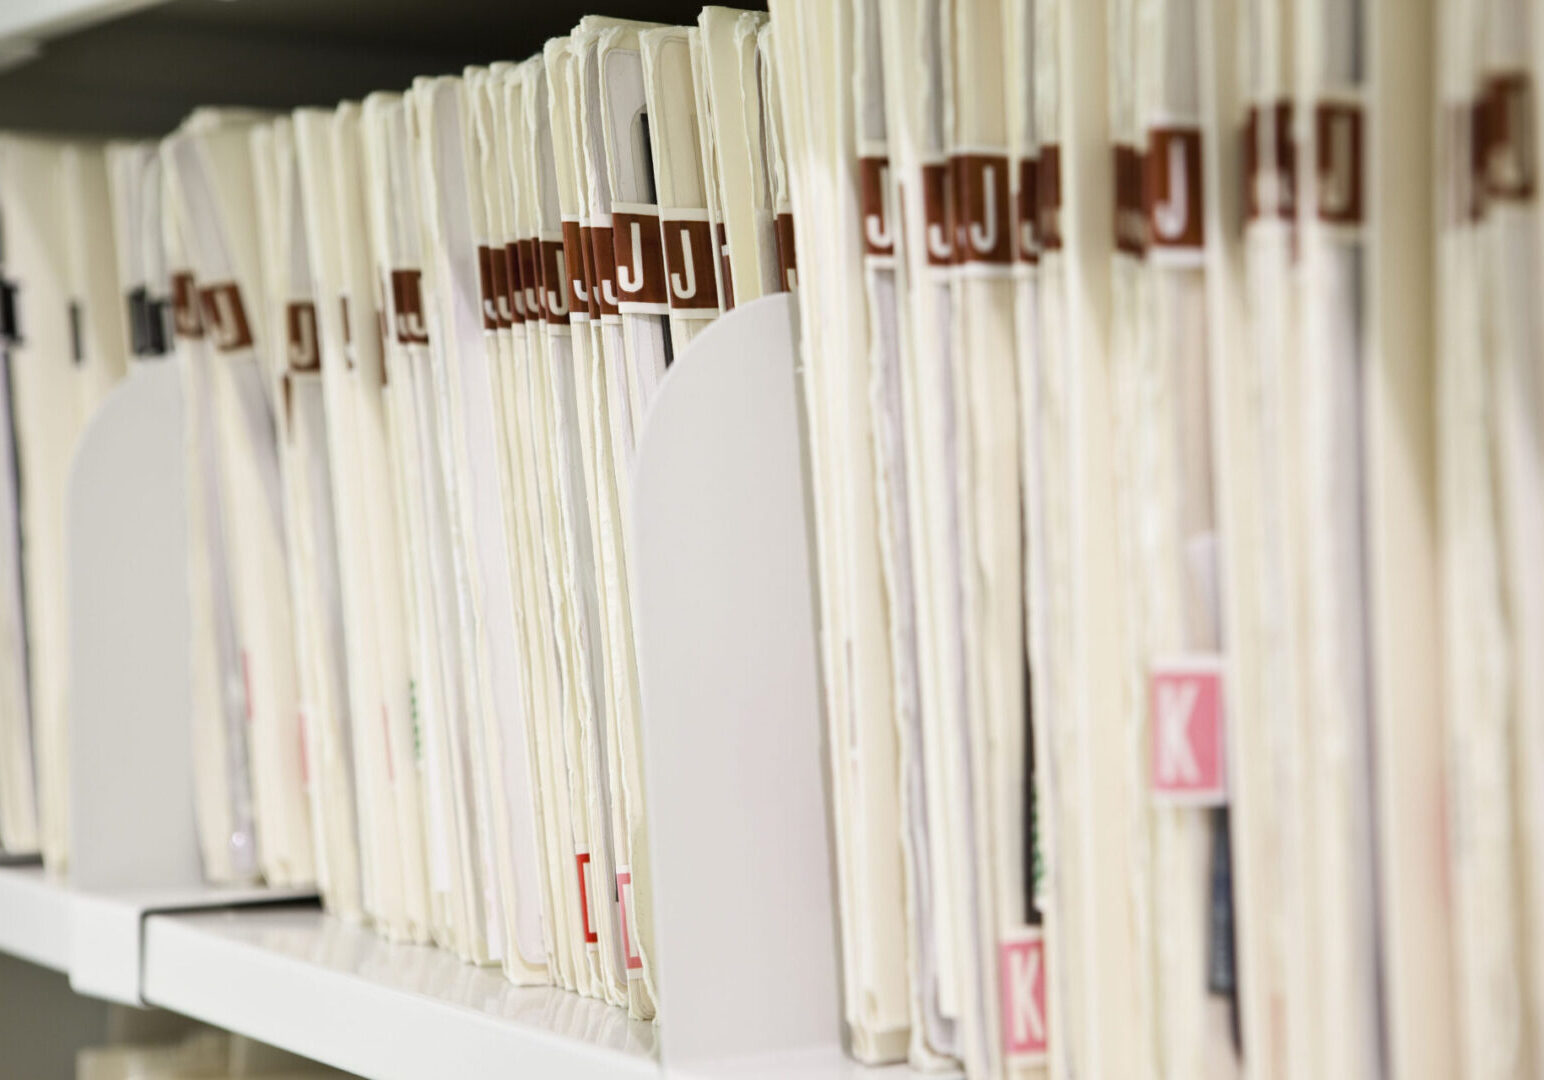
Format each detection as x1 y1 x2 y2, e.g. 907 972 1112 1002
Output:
617 869 643 973
1150 656 1227 804
999 931 1048 1061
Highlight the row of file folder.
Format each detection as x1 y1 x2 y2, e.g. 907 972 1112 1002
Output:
0 4 796 1026
776 0 1543 1077
0 0 1541 1073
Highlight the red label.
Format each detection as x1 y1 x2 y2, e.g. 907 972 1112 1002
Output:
922 161 955 266
197 282 252 352
1114 144 1146 254
172 272 203 338
861 156 894 258
953 153 1013 265
1017 156 1039 263
1145 127 1205 252
285 301 319 371
1150 657 1227 803
577 852 598 944
1315 102 1364 225
1000 931 1049 1062
775 211 798 291
612 209 668 307
617 869 643 972
563 220 590 318
1038 145 1063 251
662 216 720 310
390 270 429 345
590 223 620 317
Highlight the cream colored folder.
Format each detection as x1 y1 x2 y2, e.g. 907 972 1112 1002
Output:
106 142 171 361
159 149 257 885
0 135 129 871
541 39 631 1006
412 74 505 970
164 111 314 887
1487 0 1544 1068
1202 2 1303 1075
1438 2 1531 1076
498 57 590 993
772 0 910 1062
699 7 780 303
483 60 579 991
640 27 725 353
0 138 63 860
568 21 662 1016
360 91 464 951
250 117 364 921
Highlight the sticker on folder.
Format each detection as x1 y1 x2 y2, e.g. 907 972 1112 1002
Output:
1150 655 1227 804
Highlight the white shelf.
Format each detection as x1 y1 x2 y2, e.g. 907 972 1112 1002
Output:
140 907 659 1080
0 863 71 973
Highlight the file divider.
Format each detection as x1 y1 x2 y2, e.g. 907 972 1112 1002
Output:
65 359 312 1006
632 294 849 1073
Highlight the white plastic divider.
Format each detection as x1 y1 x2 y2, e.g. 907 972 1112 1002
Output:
66 359 312 1005
632 294 852 1075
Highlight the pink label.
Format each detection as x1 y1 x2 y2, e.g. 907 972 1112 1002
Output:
1150 656 1227 803
617 869 643 973
999 931 1048 1061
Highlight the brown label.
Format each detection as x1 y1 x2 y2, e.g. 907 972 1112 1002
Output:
489 247 513 328
1485 73 1535 202
503 242 525 324
563 220 590 318
285 301 320 371
716 222 735 310
612 209 668 307
197 282 252 352
661 217 720 310
477 247 499 331
580 226 602 319
540 238 569 324
172 272 203 339
860 156 894 258
1038 145 1063 251
589 223 620 317
338 297 357 370
390 269 429 345
1315 102 1364 225
1017 156 1039 263
922 161 955 266
775 212 798 291
953 153 1013 265
518 239 542 321
1245 101 1296 222
1145 128 1204 251
1114 144 1147 255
